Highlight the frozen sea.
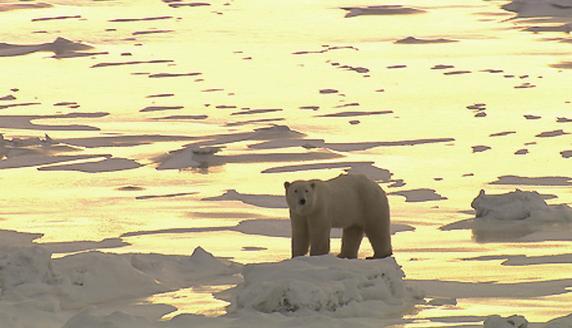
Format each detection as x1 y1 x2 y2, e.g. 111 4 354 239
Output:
0 0 571 326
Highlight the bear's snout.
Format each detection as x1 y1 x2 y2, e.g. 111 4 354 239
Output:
299 199 306 205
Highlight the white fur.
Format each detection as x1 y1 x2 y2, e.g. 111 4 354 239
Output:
284 174 392 259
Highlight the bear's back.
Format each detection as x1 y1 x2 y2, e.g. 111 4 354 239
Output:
325 174 384 200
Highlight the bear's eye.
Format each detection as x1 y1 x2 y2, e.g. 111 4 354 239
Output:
305 190 308 193
294 190 298 193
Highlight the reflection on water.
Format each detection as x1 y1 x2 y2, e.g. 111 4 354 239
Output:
1 0 572 325
148 285 233 319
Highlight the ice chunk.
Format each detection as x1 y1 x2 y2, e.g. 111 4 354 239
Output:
483 315 528 328
228 255 423 317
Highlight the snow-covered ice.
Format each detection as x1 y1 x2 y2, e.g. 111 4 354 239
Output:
442 189 572 242
227 255 424 316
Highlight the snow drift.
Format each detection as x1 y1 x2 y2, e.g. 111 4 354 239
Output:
227 255 424 317
442 189 572 242
0 237 241 328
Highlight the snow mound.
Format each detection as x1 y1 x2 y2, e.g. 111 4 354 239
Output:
484 315 528 328
0 246 57 294
471 189 572 223
442 190 572 242
545 313 572 327
0 241 241 328
482 313 572 328
228 255 423 317
63 310 157 328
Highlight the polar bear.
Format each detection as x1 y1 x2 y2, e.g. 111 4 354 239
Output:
284 173 392 259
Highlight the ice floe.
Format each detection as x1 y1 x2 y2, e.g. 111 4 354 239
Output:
442 189 572 242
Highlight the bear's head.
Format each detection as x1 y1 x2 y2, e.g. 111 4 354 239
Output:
284 180 318 216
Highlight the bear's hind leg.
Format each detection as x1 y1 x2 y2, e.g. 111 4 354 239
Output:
364 220 392 259
338 226 364 259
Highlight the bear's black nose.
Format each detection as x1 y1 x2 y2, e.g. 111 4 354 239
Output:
299 199 306 205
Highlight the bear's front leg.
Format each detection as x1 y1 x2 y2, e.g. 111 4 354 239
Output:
291 215 309 258
308 219 331 256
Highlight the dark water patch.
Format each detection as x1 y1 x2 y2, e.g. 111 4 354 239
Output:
514 82 536 89
334 102 360 108
132 30 174 36
92 59 174 68
148 72 201 78
342 5 425 18
472 145 491 153
481 68 504 73
0 112 108 131
177 125 305 150
431 64 454 70
317 110 393 118
0 154 106 170
231 108 283 116
215 105 237 109
140 106 183 112
53 101 79 107
514 148 529 155
324 137 455 152
444 70 472 75
408 278 572 299
395 36 458 44
0 3 52 12
241 246 267 251
525 24 572 33
41 238 129 253
299 105 319 111
536 129 569 137
203 190 286 209
109 16 173 22
466 253 572 266
0 95 16 101
147 93 175 98
155 115 208 120
388 188 447 202
156 148 341 171
225 118 285 127
136 192 197 200
551 61 572 69
58 134 195 148
262 161 393 182
292 45 358 55
490 175 572 186
248 138 325 150
121 226 227 238
32 15 81 22
0 37 95 58
117 185 145 191
166 2 211 9
0 102 41 110
38 157 142 173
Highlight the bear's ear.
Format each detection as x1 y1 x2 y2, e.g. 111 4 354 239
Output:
310 182 315 189
284 181 290 190
479 189 485 196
